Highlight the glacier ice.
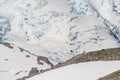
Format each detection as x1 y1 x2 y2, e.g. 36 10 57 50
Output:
0 16 11 42
69 0 97 16
68 0 120 43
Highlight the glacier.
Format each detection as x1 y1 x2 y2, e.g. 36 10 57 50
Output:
0 0 119 63
0 16 11 42
0 0 119 62
0 0 120 80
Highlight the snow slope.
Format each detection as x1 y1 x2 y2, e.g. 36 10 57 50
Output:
0 0 119 61
0 0 120 79
27 61 120 80
0 43 53 80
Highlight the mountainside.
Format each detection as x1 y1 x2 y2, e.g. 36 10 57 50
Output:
0 42 54 80
27 61 120 80
53 47 120 69
0 0 120 58
98 70 120 80
0 0 120 80
19 47 120 80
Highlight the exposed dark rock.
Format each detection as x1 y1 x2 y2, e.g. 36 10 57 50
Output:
1 43 13 49
28 67 39 77
98 70 120 80
25 55 30 58
15 71 23 75
4 59 8 61
37 56 54 67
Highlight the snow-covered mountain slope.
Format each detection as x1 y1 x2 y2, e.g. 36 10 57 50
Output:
0 0 120 80
0 43 54 80
0 0 119 60
27 61 120 80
